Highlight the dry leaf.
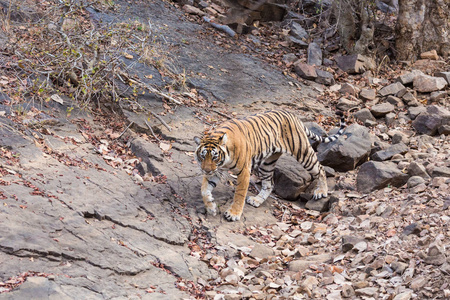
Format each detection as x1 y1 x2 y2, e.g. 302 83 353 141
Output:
159 142 171 152
50 94 64 104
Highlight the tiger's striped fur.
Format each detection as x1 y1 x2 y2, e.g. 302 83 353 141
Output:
194 110 346 221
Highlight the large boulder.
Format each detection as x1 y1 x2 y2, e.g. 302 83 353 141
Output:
413 74 447 92
357 161 409 193
335 54 375 74
273 156 311 201
317 124 373 172
412 105 450 135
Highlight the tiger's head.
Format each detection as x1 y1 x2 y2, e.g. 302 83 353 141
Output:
194 134 227 175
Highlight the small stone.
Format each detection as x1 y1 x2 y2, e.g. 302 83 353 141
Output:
408 162 430 179
398 69 424 85
307 42 322 66
393 291 412 300
401 91 419 106
356 161 409 193
386 95 404 107
407 176 425 188
354 108 376 124
424 244 447 265
370 102 395 117
342 284 355 298
431 166 450 178
402 223 421 236
305 195 338 212
300 276 319 291
410 276 427 290
371 143 409 161
413 74 448 92
408 106 426 120
438 125 450 135
337 97 363 111
335 54 376 74
294 62 317 80
353 241 368 252
353 281 369 289
290 22 309 40
360 88 377 100
379 82 405 97
420 49 439 60
315 69 335 85
224 274 239 285
391 261 408 274
436 71 450 85
412 113 443 135
282 53 298 66
355 287 378 297
301 221 313 231
339 83 360 96
342 235 365 253
430 91 447 102
391 132 409 144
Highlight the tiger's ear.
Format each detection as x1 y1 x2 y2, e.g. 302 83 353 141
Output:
218 133 227 145
194 136 201 145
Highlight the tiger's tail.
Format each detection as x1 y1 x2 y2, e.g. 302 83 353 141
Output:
305 112 346 143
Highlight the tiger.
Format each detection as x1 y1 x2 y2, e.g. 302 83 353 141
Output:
194 110 346 221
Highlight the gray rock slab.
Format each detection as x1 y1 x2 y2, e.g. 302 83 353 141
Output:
370 102 395 117
315 69 335 85
290 22 309 40
435 71 450 85
359 88 376 101
371 142 409 161
356 161 409 193
307 42 322 66
354 108 376 124
412 113 445 135
378 82 405 97
294 62 317 80
337 97 361 111
413 74 448 92
397 69 424 85
339 83 360 96
408 162 431 179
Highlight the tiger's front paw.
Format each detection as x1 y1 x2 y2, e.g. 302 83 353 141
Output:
205 202 217 216
224 208 241 221
246 196 264 208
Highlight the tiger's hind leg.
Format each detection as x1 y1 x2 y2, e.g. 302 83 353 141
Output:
298 147 328 200
247 153 282 207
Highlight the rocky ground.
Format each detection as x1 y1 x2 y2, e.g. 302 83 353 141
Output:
0 0 449 299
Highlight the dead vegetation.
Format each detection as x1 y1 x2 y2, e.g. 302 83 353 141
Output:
0 0 187 115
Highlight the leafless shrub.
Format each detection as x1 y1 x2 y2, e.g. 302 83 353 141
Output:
1 0 184 113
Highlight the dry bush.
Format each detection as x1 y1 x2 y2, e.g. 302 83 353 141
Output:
1 0 182 113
